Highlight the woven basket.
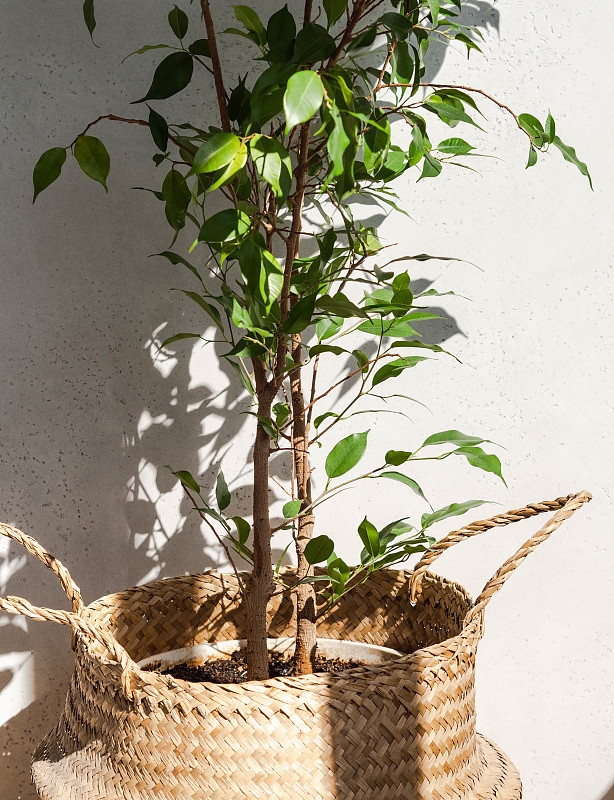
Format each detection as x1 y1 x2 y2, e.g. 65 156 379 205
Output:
0 491 590 800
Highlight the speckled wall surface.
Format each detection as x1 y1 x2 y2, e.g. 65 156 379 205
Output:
0 2 612 798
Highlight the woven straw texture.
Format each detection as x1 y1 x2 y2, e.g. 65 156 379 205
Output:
0 490 591 800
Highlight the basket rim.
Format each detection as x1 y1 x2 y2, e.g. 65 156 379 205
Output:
82 567 477 695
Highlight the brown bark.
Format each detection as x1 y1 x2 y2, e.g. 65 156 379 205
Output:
277 117 317 675
246 363 275 680
201 1 231 133
290 341 317 675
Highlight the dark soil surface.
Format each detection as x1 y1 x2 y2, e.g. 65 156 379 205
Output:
147 650 363 684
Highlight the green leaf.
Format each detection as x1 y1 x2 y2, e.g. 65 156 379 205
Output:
179 290 224 332
293 23 336 64
453 446 506 485
358 517 380 559
208 142 248 192
545 112 556 144
73 135 110 191
421 429 493 448
379 472 427 501
267 5 296 61
148 105 169 151
372 356 427 387
357 318 418 338
122 44 171 63
314 411 338 429
316 292 368 318
551 135 593 189
323 0 349 28
327 556 350 589
352 349 369 373
526 143 538 169
231 516 250 545
421 500 488 530
216 470 231 511
424 99 479 127
426 0 439 24
282 499 302 518
194 133 241 173
227 337 268 358
159 332 202 349
283 71 324 134
304 534 335 564
454 31 482 57
327 102 351 178
418 151 443 181
249 134 292 201
257 414 278 439
199 209 250 244
518 112 544 143
364 114 391 175
168 5 188 39
188 38 211 57
392 40 414 83
377 517 414 541
32 147 66 203
162 169 190 232
385 450 412 466
284 294 317 334
273 402 290 427
233 5 266 46
379 12 413 41
325 431 369 479
346 24 377 52
316 315 343 340
437 137 475 155
153 250 202 284
236 238 283 310
83 0 96 43
134 51 194 103
227 358 255 398
168 467 201 494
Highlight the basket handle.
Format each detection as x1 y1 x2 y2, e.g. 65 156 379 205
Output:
0 522 138 700
409 491 592 635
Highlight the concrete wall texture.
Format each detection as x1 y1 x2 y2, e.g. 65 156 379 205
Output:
1 1 612 798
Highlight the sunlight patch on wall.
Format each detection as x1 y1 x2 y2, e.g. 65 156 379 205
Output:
0 651 34 726
125 458 186 583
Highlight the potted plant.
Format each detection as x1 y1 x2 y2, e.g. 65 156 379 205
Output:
1 1 592 798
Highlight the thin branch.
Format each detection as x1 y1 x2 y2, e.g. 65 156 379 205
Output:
201 0 231 132
326 1 368 70
311 333 387 443
68 114 196 154
420 83 527 135
281 352 400 433
306 354 320 427
269 475 292 497
191 53 215 76
182 485 246 595
370 39 396 99
304 0 314 26
376 82 529 138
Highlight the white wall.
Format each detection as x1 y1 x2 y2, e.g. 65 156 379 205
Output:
1 1 612 798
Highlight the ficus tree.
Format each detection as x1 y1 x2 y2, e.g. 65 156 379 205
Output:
33 0 591 680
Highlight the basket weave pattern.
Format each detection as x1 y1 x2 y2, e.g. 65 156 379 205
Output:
0 491 591 800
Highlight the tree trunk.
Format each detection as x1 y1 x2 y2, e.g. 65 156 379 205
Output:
290 336 317 675
246 380 275 680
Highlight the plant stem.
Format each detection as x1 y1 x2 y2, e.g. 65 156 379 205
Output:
289 337 317 675
201 0 231 133
246 362 275 680
283 113 319 676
